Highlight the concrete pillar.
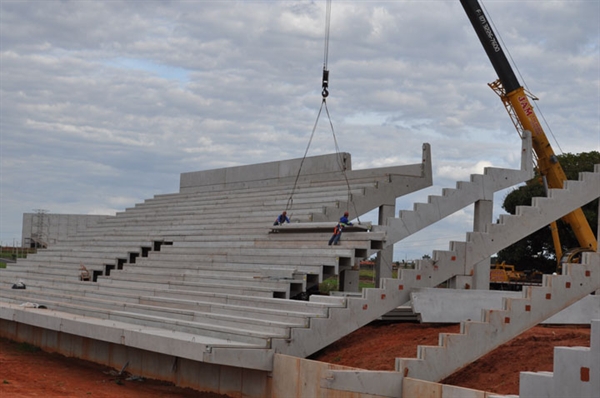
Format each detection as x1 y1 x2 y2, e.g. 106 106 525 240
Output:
339 269 359 292
375 204 395 288
472 199 493 289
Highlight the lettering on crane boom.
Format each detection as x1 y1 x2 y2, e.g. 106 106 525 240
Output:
476 9 500 53
518 96 534 117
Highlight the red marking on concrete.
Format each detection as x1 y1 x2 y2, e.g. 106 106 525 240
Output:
581 367 590 382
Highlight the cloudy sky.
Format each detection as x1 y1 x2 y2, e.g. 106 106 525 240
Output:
1 0 598 260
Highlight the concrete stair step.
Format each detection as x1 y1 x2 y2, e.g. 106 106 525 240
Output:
395 254 600 383
121 190 368 214
465 171 600 268
1 302 270 357
2 278 340 315
15 296 279 345
0 287 304 335
107 269 304 292
96 277 289 298
271 276 411 358
0 269 85 284
384 134 533 246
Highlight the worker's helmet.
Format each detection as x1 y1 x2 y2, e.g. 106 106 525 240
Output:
344 211 349 216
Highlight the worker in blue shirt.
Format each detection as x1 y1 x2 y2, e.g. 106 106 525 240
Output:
328 211 353 245
274 211 290 226
339 211 353 227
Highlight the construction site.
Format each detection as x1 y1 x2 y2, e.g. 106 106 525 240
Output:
1 1 599 397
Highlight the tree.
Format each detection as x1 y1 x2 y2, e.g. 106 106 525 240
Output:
497 151 600 274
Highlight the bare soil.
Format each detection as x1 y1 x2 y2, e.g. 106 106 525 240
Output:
0 337 230 398
1 323 590 397
311 322 591 395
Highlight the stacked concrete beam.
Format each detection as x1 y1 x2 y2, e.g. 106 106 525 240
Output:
6 153 400 296
1 151 434 375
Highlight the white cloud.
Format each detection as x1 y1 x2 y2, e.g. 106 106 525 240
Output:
1 1 598 259
437 161 495 182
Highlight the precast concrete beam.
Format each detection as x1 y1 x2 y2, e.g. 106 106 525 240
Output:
384 133 532 247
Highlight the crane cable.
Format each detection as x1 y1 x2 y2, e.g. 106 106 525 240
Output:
285 0 361 224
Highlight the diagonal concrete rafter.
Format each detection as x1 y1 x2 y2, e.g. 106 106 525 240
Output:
383 131 533 247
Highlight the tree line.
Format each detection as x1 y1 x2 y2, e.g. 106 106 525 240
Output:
497 151 599 274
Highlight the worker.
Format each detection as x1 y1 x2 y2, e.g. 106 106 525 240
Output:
328 211 353 246
79 263 91 281
339 211 353 227
273 211 290 226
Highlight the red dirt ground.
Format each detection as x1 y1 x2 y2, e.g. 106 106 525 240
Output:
1 323 590 397
311 322 591 395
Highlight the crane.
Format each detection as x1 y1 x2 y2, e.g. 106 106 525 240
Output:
460 0 597 270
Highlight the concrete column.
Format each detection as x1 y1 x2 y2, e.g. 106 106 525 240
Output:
472 199 493 289
375 204 395 288
339 269 360 292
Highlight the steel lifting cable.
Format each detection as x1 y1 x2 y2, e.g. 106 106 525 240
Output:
323 100 361 224
286 0 360 223
285 100 326 212
285 0 332 212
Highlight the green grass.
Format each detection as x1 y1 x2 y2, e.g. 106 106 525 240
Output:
318 267 400 293
359 280 375 289
0 252 29 260
0 250 31 267
319 277 339 295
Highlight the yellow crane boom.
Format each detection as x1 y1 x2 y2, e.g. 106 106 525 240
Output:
460 0 597 265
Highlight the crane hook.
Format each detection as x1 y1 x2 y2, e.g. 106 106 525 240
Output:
322 69 329 98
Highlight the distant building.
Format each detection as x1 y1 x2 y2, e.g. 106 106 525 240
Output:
21 212 112 248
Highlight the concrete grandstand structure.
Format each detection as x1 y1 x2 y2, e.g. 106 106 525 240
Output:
1 132 599 397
